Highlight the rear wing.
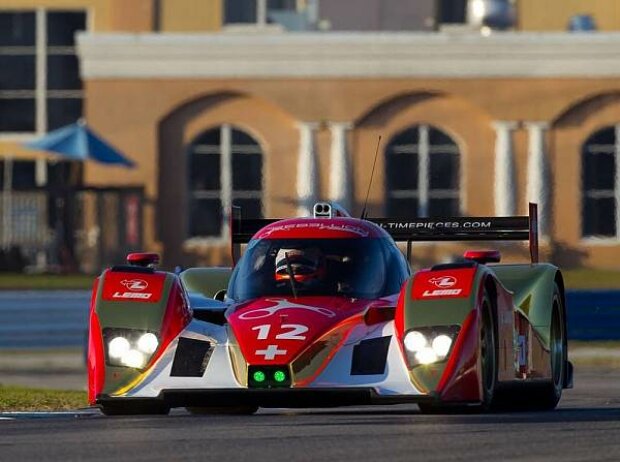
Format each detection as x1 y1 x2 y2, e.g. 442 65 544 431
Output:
230 203 539 264
369 203 539 263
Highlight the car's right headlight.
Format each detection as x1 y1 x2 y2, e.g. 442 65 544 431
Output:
403 326 460 367
103 329 159 369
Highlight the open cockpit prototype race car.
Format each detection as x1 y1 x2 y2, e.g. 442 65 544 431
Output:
88 202 572 415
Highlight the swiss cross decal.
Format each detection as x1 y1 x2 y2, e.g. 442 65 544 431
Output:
255 345 288 360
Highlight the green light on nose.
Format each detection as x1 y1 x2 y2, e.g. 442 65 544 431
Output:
253 371 266 383
273 370 286 383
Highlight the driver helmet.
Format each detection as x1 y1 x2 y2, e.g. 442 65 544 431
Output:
275 247 325 282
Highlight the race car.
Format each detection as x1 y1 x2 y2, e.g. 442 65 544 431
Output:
87 202 572 415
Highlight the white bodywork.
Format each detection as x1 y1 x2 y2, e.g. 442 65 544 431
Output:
116 319 423 398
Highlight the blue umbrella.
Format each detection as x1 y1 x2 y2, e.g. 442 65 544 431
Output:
24 120 135 168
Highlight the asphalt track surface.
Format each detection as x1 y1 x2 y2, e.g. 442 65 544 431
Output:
1 368 620 461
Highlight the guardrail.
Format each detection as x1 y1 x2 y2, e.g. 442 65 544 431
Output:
0 290 619 348
566 290 620 341
0 291 90 349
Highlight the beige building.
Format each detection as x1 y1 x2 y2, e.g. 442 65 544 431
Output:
76 32 620 269
2 1 620 270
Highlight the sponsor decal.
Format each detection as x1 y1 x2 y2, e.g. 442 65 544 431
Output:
429 276 457 288
112 291 152 300
238 298 336 320
411 268 476 300
421 288 462 297
261 222 369 237
120 279 148 291
102 272 165 303
379 221 492 231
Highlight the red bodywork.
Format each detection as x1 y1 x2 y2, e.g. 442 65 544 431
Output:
253 217 385 240
227 217 399 366
228 296 394 366
87 278 104 404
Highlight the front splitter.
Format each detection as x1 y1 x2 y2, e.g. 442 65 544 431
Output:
98 388 437 409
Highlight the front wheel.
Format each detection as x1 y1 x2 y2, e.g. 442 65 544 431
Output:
479 293 498 411
528 284 566 410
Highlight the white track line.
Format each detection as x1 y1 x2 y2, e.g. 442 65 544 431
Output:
0 410 97 419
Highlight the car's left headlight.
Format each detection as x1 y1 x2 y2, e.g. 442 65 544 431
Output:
402 326 460 367
103 328 159 369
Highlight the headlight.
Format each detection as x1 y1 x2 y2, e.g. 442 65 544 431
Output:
432 335 453 357
402 326 459 367
403 331 427 352
108 337 130 359
122 349 147 368
103 328 159 369
137 333 159 354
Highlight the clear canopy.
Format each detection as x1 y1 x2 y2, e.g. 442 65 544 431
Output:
227 238 409 302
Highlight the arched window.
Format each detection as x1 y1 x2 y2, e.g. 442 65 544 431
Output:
187 125 263 238
385 124 460 218
582 125 620 238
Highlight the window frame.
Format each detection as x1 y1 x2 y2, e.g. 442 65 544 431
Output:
185 124 264 246
0 8 88 140
581 124 620 241
223 0 300 27
385 124 461 218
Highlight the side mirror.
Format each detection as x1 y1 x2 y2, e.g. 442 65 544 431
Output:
213 289 227 301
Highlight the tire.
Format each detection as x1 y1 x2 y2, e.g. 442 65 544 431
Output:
479 292 498 411
527 283 566 411
100 402 170 416
186 406 259 415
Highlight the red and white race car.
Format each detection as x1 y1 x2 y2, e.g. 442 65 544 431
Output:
88 202 571 415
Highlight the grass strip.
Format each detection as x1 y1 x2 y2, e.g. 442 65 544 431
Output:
0 384 87 412
0 273 94 290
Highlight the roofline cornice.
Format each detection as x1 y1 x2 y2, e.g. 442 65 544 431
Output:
77 31 620 79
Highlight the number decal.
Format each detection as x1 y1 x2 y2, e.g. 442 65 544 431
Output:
251 324 271 340
276 324 308 340
251 324 308 341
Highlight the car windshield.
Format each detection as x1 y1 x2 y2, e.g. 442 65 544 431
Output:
227 238 392 301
